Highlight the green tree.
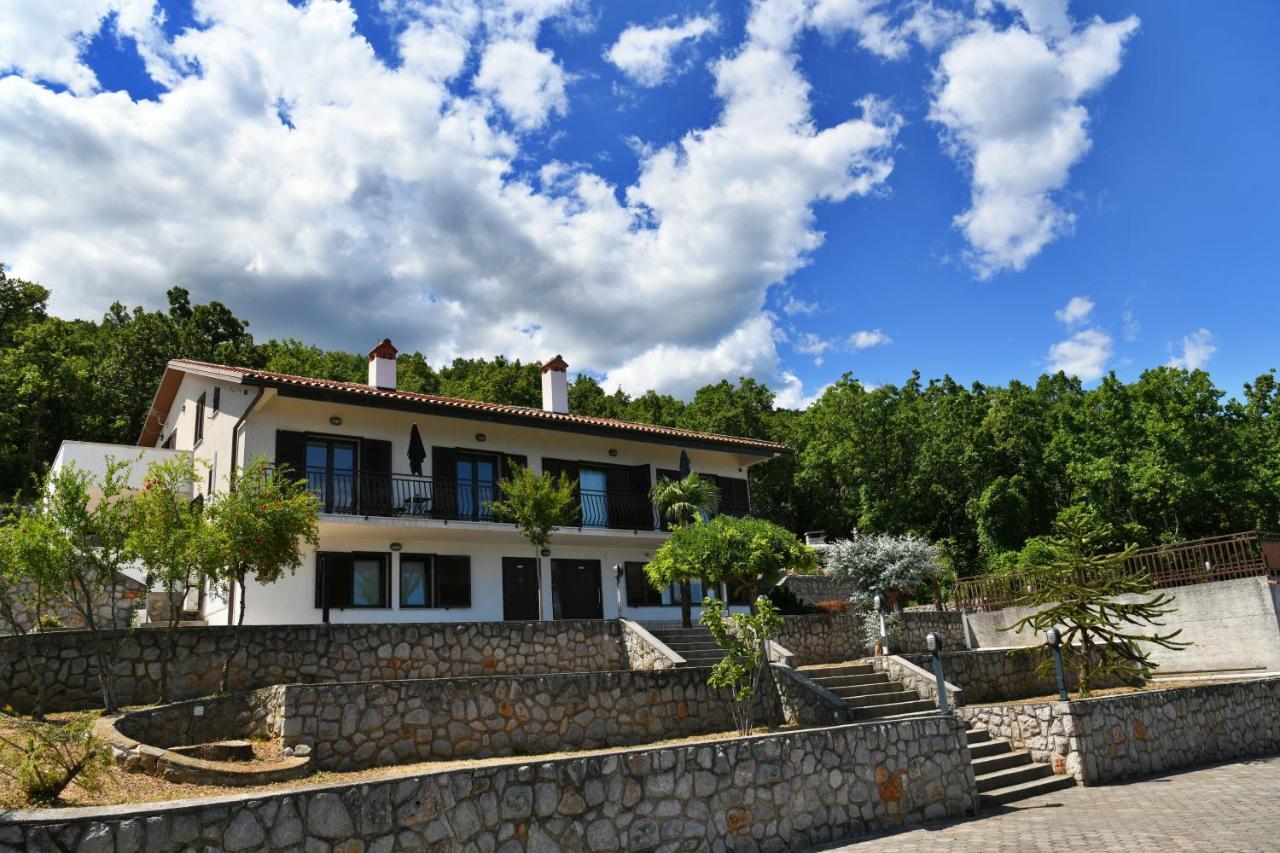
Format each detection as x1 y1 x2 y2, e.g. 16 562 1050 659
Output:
700 596 783 736
649 473 721 627
825 531 942 609
0 505 65 718
126 455 223 703
488 464 580 617
1006 507 1190 696
208 456 319 691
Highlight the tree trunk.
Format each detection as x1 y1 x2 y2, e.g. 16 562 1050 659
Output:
219 574 248 694
680 580 693 629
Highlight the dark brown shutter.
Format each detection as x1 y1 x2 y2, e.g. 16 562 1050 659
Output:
435 555 471 608
432 446 458 517
625 561 657 607
541 458 581 521
719 476 750 517
276 430 307 479
498 454 528 503
630 464 653 529
361 439 393 515
315 552 354 609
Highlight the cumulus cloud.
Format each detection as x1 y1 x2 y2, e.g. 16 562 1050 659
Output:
811 0 964 60
1054 295 1093 325
781 293 820 316
0 0 901 404
930 2 1139 276
1047 327 1111 381
605 14 717 87
1167 328 1216 371
849 329 892 349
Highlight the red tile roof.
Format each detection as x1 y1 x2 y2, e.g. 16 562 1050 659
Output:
154 358 791 455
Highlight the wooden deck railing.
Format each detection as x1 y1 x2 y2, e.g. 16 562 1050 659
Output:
953 530 1280 612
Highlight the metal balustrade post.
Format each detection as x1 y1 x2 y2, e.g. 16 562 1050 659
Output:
1047 627 1069 701
926 632 949 714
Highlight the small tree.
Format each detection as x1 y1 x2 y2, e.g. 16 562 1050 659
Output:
0 711 112 805
208 456 319 692
488 464 579 616
0 505 63 718
1007 507 1190 696
126 455 222 703
650 473 720 627
700 596 783 736
41 460 139 712
825 531 942 609
647 515 818 616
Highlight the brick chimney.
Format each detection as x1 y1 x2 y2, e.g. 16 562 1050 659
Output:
540 355 569 413
368 339 398 390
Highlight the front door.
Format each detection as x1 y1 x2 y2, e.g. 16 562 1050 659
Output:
551 559 603 619
502 557 541 620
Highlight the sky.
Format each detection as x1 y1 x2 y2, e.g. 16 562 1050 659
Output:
0 0 1277 408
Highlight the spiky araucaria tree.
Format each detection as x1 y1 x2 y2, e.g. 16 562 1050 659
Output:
649 473 720 627
1007 507 1190 696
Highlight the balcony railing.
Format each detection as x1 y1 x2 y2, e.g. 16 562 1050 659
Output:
297 467 663 531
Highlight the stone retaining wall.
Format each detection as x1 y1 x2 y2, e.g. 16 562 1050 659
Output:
280 669 745 770
0 574 145 635
900 646 1136 705
619 620 681 669
112 688 285 749
0 716 978 851
898 610 966 654
777 574 857 605
960 677 1280 785
777 614 864 664
0 620 627 712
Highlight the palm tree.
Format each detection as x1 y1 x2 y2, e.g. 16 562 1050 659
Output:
650 473 721 627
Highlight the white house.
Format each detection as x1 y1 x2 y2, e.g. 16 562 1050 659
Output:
56 341 790 626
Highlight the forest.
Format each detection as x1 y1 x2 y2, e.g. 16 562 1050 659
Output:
3 264 1278 582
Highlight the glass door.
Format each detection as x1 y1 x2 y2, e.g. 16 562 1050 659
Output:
455 453 498 520
579 467 609 527
306 438 357 513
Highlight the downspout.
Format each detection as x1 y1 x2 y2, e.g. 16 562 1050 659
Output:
226 384 265 625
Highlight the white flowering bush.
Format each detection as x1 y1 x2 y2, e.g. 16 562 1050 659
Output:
825 531 941 608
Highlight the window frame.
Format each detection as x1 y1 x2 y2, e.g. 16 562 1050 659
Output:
398 553 433 609
394 553 472 610
194 392 206 444
624 561 664 607
314 550 390 610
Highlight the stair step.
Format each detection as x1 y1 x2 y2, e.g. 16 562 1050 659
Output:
846 699 937 720
979 772 1076 808
820 682 898 699
975 762 1054 793
800 664 875 678
841 689 920 708
965 728 991 744
972 750 1032 775
660 642 723 651
967 739 1011 759
808 673 892 689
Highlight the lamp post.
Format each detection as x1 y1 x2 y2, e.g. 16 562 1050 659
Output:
613 564 624 617
926 632 949 714
873 593 887 655
1046 627 1069 701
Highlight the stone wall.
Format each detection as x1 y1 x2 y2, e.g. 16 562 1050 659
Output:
777 613 864 664
770 664 856 726
776 574 858 605
0 620 627 713
869 656 963 710
0 573 145 635
0 716 978 851
111 688 286 749
898 610 966 654
960 677 1280 785
619 619 681 669
280 669 744 770
900 646 1136 705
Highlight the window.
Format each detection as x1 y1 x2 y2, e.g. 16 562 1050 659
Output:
306 438 357 513
398 554 471 609
315 551 389 609
455 453 498 520
624 562 663 607
579 467 609 527
212 387 221 413
194 393 206 444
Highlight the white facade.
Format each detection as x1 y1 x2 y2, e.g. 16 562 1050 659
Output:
78 353 785 627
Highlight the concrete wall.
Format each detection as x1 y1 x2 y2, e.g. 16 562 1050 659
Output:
281 669 744 770
963 576 1280 675
0 716 978 851
960 677 1280 785
0 621 627 713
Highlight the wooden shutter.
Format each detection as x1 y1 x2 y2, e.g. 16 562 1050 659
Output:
719 476 750 517
431 446 458 517
541 458 581 523
435 555 472 608
276 430 307 479
625 562 658 607
360 439 393 516
630 465 653 529
498 454 528 503
315 552 354 609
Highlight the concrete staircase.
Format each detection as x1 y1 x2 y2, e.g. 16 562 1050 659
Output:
801 663 938 720
647 626 726 667
966 726 1076 807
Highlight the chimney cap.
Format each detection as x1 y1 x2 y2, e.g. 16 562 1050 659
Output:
369 339 398 362
540 354 569 374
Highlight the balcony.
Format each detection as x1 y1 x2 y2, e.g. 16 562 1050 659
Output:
300 468 661 531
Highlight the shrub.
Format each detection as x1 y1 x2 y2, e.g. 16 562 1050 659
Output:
0 712 112 806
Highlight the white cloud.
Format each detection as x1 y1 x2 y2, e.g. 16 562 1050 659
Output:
930 6 1139 276
0 0 901 406
782 293 820 316
1122 308 1140 341
792 331 833 365
849 328 892 349
1047 327 1111 381
1167 328 1215 371
812 0 964 60
605 14 717 87
1054 294 1093 325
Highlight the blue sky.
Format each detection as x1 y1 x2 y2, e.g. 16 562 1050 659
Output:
1 0 1277 405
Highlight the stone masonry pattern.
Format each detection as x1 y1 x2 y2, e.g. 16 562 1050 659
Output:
0 716 978 852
